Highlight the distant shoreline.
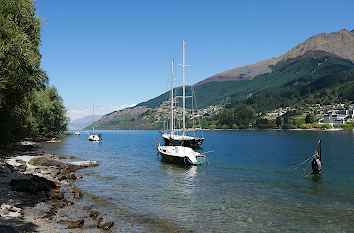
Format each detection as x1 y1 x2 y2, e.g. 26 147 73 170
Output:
68 128 352 132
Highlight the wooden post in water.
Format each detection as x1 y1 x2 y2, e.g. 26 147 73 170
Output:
317 139 321 161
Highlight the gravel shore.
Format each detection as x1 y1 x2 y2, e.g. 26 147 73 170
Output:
0 141 115 232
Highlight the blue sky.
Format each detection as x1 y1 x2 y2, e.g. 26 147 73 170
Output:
35 0 353 120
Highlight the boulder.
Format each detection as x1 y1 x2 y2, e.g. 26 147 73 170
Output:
97 221 114 230
90 211 103 221
73 190 83 199
10 175 56 194
15 164 26 172
68 219 84 229
50 191 64 200
10 179 37 194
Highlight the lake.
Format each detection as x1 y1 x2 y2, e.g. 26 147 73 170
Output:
41 130 354 232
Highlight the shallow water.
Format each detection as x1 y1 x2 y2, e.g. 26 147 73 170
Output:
41 130 354 232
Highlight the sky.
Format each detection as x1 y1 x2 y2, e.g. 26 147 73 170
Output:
35 0 354 121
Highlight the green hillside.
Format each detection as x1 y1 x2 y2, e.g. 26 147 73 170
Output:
139 54 354 109
211 68 354 129
93 53 354 130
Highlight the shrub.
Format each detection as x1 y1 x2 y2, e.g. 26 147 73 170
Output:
209 125 216 130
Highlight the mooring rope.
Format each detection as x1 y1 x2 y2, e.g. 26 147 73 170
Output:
285 155 314 171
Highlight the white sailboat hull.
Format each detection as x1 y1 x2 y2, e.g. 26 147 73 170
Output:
157 145 206 165
88 134 100 141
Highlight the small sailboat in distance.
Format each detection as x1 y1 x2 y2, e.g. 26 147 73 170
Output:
88 105 102 142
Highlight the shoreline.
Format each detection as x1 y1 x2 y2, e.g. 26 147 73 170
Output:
74 127 351 132
0 141 114 232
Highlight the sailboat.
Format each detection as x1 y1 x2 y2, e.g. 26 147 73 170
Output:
88 105 102 142
162 39 204 148
157 143 208 165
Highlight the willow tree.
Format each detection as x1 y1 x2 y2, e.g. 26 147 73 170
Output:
0 0 67 144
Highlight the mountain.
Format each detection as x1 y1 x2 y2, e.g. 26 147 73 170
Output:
68 115 103 130
195 29 354 85
138 51 354 109
93 55 354 130
92 29 354 130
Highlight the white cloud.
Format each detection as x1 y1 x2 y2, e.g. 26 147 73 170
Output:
67 103 136 121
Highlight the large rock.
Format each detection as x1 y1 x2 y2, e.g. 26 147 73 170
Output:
10 175 56 194
28 156 98 174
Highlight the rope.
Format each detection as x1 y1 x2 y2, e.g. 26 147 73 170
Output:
254 154 316 174
285 156 313 171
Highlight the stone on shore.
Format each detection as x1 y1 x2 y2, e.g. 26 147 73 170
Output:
49 191 64 200
68 219 84 229
0 203 22 218
97 220 114 230
73 190 83 199
90 210 103 221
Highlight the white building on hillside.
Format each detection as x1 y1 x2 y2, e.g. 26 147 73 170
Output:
318 108 354 126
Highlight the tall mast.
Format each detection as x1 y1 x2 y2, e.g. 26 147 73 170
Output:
170 59 174 135
92 104 94 131
182 39 186 136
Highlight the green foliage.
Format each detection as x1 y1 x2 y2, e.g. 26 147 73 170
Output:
313 123 332 129
30 86 68 138
305 113 316 124
0 1 67 144
255 118 275 129
300 123 313 129
209 125 216 130
276 117 282 127
340 122 354 130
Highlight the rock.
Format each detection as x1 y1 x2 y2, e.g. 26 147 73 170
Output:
68 219 84 229
22 208 46 218
0 203 22 218
1 203 21 213
66 173 76 180
29 157 66 168
90 211 103 221
49 202 65 211
53 188 61 193
73 190 83 199
16 164 27 172
50 191 64 200
0 209 10 216
10 179 37 194
58 175 67 181
68 161 99 168
57 219 72 225
83 205 93 211
42 209 56 220
29 156 98 172
69 155 76 159
15 159 26 165
97 221 114 230
0 209 21 218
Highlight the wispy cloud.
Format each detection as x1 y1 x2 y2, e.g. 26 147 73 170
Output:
67 104 136 121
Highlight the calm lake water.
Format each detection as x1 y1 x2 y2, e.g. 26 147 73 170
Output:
41 130 353 232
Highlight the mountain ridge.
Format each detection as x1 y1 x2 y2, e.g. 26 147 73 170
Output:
68 115 103 130
195 29 354 85
91 29 354 130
